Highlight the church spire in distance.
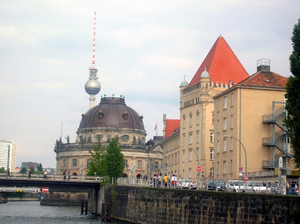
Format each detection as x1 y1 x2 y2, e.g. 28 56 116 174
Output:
85 12 101 109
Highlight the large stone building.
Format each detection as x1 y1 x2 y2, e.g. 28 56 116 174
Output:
54 96 163 178
0 139 16 172
163 36 249 180
213 59 295 180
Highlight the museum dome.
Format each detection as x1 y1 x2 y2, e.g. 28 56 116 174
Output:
79 96 145 130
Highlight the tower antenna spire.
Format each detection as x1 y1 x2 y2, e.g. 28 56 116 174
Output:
85 12 101 109
91 11 97 68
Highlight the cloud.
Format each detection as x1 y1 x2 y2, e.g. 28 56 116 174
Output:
0 0 299 168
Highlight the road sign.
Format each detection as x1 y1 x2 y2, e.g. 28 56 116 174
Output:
42 187 49 193
243 175 249 182
279 157 283 168
196 166 202 172
239 167 243 171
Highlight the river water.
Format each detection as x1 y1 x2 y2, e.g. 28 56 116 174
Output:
0 201 128 224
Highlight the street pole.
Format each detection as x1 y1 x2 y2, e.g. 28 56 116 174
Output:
224 135 247 191
190 148 200 189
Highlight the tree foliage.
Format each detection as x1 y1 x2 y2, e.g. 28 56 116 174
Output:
104 138 125 181
30 166 35 173
0 167 5 173
285 18 300 168
37 163 43 172
86 143 107 176
20 167 27 174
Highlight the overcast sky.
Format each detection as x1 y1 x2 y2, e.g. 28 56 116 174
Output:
0 1 299 168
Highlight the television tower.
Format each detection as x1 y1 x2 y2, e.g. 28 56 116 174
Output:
85 12 101 109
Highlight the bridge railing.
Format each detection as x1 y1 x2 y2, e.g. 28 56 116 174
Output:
0 173 102 182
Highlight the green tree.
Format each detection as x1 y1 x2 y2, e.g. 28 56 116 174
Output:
37 163 43 172
86 143 106 176
285 18 300 168
30 166 35 173
20 167 27 174
0 167 5 173
104 138 125 181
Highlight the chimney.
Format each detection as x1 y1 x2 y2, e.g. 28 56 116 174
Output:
257 58 270 72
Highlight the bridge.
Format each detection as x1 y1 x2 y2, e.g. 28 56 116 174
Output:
0 178 101 190
0 173 102 190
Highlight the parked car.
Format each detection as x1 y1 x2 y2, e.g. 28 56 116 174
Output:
270 182 281 194
227 181 245 192
207 180 226 191
243 181 269 193
286 182 299 195
176 179 197 189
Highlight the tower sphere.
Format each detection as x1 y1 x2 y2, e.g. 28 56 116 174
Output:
85 79 101 95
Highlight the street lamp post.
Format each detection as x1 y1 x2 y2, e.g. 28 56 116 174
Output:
224 135 247 175
189 148 200 189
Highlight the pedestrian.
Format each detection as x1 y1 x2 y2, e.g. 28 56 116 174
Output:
164 174 168 188
68 171 71 180
7 168 11 179
158 173 162 187
28 170 31 179
171 174 175 188
43 169 47 180
63 170 66 180
153 175 156 187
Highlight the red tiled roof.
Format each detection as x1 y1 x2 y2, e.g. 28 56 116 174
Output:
238 71 288 88
189 36 249 86
165 119 180 139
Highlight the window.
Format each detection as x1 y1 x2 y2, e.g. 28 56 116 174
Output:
231 93 234 106
73 159 77 166
87 159 91 166
189 168 192 178
196 131 199 143
196 148 199 160
223 117 227 130
217 99 220 111
63 159 66 167
197 112 200 125
154 161 158 169
224 96 227 109
183 169 185 178
210 148 214 161
210 168 214 178
230 160 233 174
230 138 233 151
189 113 193 127
223 161 227 174
212 113 214 124
217 162 219 176
210 131 214 143
189 133 193 144
189 150 193 162
224 138 227 152
182 150 185 162
178 151 180 164
183 115 186 128
217 140 220 153
183 134 186 146
137 160 142 168
231 115 233 128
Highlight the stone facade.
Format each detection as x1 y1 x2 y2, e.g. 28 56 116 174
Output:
54 97 163 178
103 185 300 224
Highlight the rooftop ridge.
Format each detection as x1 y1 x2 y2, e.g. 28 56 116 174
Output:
189 36 249 86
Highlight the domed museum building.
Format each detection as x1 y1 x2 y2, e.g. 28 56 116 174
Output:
54 68 163 178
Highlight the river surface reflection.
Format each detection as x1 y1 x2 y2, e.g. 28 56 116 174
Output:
0 201 127 224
